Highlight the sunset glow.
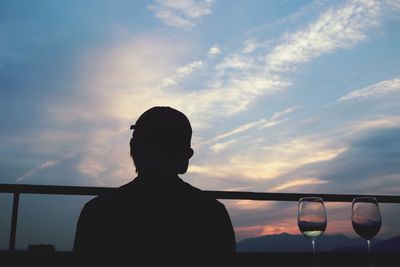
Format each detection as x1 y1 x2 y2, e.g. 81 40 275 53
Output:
1 0 400 250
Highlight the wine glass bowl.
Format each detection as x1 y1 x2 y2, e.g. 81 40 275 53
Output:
298 197 327 253
352 197 382 253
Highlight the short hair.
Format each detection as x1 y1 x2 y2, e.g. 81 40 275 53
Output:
130 106 192 173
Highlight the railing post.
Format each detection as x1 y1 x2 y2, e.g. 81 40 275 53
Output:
9 192 20 251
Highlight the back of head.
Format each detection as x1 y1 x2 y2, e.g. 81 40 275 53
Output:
130 106 193 175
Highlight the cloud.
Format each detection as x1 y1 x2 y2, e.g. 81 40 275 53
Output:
147 0 363 126
16 160 60 182
177 60 204 75
268 178 329 192
76 155 107 178
189 136 345 182
208 44 221 56
148 0 214 28
385 0 400 10
2 1 400 250
183 75 289 123
229 201 301 241
161 60 204 88
339 116 400 139
158 0 393 128
324 127 400 185
270 106 297 121
37 1 399 191
339 76 400 101
274 127 400 194
272 0 326 25
58 34 290 131
209 139 237 153
65 0 393 136
41 35 288 185
71 127 135 185
215 55 254 74
242 39 260 54
208 118 271 143
201 106 296 146
48 34 193 124
230 200 275 211
227 125 400 239
234 220 299 242
266 0 382 72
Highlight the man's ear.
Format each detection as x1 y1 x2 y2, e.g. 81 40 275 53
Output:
188 148 194 159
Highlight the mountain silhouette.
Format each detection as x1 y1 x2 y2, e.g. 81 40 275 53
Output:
235 233 399 252
368 235 400 252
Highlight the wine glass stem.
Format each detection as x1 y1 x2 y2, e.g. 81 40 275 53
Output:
311 239 316 254
367 239 371 253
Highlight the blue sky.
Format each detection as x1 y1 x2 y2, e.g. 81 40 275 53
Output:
1 0 400 251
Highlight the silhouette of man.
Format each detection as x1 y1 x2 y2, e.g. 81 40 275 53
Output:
74 106 236 260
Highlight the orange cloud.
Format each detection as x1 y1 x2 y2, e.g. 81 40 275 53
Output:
234 220 299 241
269 178 329 192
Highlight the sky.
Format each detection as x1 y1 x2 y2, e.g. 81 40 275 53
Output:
1 0 400 251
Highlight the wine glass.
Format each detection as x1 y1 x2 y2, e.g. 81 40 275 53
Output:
352 197 382 253
298 197 327 254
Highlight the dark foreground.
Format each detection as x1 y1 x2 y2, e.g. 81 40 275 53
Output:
1 251 399 267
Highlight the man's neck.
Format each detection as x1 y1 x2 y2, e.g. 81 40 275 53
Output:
137 171 180 183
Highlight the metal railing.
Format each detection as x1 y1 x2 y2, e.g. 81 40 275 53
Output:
1 183 400 251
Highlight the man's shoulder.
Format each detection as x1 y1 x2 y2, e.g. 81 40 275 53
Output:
180 179 226 209
83 180 139 211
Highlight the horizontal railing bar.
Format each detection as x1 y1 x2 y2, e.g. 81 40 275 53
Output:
1 183 400 203
206 191 400 203
0 184 111 196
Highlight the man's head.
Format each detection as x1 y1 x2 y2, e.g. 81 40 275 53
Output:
130 106 194 176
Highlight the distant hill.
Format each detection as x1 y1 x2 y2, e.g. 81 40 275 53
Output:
370 235 400 252
236 233 398 252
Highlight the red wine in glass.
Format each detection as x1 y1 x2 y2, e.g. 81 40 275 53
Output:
352 197 382 253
